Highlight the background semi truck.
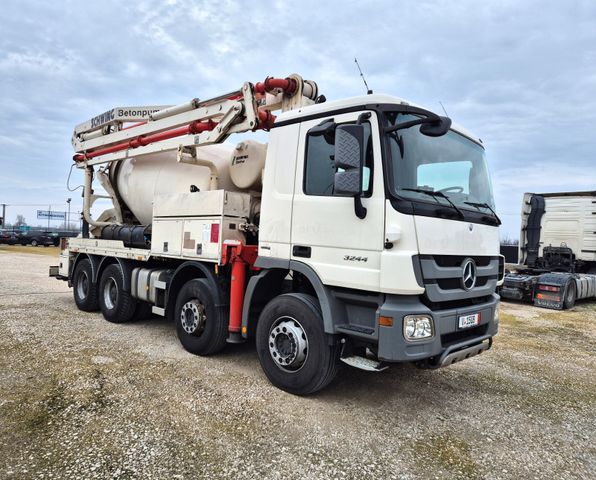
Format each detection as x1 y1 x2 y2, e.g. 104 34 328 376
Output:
51 73 503 394
501 191 596 309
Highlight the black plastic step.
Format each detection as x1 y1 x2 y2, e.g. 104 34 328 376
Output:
337 324 375 335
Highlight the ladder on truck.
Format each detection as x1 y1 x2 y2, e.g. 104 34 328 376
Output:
72 74 319 228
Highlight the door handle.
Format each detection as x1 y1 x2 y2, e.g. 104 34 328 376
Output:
292 245 312 258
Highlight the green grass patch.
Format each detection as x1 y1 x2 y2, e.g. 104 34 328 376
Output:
414 433 479 479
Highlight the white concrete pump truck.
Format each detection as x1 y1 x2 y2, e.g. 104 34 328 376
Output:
51 74 503 394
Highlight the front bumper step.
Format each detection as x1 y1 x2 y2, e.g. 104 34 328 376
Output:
340 355 388 372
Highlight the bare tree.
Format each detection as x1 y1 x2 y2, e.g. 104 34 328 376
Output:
501 233 519 245
14 214 26 227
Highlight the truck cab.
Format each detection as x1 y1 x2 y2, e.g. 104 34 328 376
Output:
253 95 502 370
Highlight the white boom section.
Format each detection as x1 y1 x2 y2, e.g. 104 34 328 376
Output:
72 74 318 227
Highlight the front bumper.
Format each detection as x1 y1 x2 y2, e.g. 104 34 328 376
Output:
376 293 499 363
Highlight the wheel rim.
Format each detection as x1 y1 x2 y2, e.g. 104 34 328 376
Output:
103 277 118 310
268 316 309 372
180 300 206 336
76 270 89 300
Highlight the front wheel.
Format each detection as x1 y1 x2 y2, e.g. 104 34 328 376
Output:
98 264 137 323
175 279 228 356
256 294 340 395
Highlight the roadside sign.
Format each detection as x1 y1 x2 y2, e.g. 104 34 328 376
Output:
37 210 66 220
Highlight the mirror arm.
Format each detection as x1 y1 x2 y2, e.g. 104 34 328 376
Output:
384 112 442 133
354 196 367 219
357 111 371 125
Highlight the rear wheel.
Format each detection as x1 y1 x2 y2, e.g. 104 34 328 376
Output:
175 279 227 355
98 264 137 323
31 239 38 247
563 280 576 309
256 294 340 395
72 258 99 311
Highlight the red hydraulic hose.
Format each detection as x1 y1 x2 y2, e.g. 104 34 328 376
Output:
258 110 276 130
121 121 147 130
228 255 246 334
74 120 217 161
254 76 297 95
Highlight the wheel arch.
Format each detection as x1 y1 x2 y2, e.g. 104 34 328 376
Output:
243 258 339 337
166 261 225 322
71 253 100 287
95 256 134 292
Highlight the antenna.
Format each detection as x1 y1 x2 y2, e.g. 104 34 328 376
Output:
354 58 373 95
439 101 449 117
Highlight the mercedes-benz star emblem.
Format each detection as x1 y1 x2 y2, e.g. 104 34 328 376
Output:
461 258 477 291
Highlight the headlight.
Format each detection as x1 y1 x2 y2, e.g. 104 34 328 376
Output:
403 315 434 341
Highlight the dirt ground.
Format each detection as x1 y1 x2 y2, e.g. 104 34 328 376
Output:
0 248 594 479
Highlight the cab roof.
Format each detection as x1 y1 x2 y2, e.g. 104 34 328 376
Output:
275 94 482 145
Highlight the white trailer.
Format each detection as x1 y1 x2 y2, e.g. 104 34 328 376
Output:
501 191 596 309
52 74 503 394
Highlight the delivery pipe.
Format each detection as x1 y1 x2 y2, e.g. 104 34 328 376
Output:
74 119 218 162
150 99 200 121
83 167 113 227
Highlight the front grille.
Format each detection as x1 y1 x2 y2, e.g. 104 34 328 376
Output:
419 255 499 304
434 276 492 290
432 255 493 268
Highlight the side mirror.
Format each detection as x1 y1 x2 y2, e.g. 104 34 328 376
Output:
419 116 452 137
333 124 364 196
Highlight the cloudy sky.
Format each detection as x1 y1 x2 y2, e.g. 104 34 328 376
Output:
0 0 594 238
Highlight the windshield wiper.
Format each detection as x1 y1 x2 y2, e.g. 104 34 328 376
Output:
401 188 464 219
464 201 502 225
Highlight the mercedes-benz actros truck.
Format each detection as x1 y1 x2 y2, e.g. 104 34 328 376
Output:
51 73 503 394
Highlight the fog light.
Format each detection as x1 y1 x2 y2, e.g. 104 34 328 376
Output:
403 315 434 341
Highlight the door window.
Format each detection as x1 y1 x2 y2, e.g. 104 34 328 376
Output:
304 121 373 196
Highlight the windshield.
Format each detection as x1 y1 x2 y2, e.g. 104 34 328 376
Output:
385 112 495 211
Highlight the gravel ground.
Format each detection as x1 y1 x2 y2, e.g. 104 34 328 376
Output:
0 249 594 480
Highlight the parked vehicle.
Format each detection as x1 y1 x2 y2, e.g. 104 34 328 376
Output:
18 230 54 247
51 73 503 394
501 191 596 309
0 229 18 245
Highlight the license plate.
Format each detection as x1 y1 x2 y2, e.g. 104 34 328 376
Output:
458 312 480 329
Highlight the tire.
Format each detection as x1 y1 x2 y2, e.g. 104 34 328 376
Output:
31 239 38 247
563 280 576 309
98 263 137 323
255 294 340 395
72 258 99 312
175 279 227 356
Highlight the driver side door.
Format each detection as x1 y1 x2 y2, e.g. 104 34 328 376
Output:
290 111 385 292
